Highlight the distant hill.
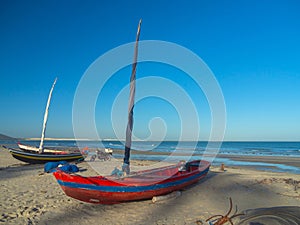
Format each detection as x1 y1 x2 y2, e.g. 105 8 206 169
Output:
0 134 15 140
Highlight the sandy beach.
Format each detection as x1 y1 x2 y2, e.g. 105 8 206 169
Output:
0 146 299 225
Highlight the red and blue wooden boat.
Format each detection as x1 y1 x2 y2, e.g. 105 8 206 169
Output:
53 20 210 204
53 160 210 204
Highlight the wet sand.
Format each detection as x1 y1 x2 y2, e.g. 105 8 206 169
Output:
216 154 300 167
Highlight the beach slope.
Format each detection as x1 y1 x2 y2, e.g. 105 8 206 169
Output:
0 146 299 224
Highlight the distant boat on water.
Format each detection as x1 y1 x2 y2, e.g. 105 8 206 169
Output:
6 78 83 164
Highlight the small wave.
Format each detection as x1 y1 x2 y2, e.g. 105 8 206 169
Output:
109 143 123 147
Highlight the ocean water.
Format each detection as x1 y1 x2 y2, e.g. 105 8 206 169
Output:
2 140 300 174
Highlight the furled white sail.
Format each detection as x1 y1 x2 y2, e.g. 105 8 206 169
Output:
38 78 57 153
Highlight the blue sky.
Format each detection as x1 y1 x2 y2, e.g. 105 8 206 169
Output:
0 0 300 141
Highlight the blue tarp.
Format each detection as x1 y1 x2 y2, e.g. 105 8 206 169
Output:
44 161 79 173
59 164 79 173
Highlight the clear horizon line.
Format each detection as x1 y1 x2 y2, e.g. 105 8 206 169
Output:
19 137 300 142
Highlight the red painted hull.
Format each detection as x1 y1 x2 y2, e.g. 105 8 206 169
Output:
53 160 210 204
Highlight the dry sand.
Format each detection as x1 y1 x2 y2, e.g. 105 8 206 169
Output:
0 146 299 225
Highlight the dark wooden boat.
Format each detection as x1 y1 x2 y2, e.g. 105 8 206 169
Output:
6 78 84 164
53 160 210 204
7 147 83 164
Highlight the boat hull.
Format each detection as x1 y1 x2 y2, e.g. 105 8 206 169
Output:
53 160 210 204
8 148 83 164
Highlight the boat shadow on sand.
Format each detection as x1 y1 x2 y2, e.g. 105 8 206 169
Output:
0 163 44 180
0 162 87 180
